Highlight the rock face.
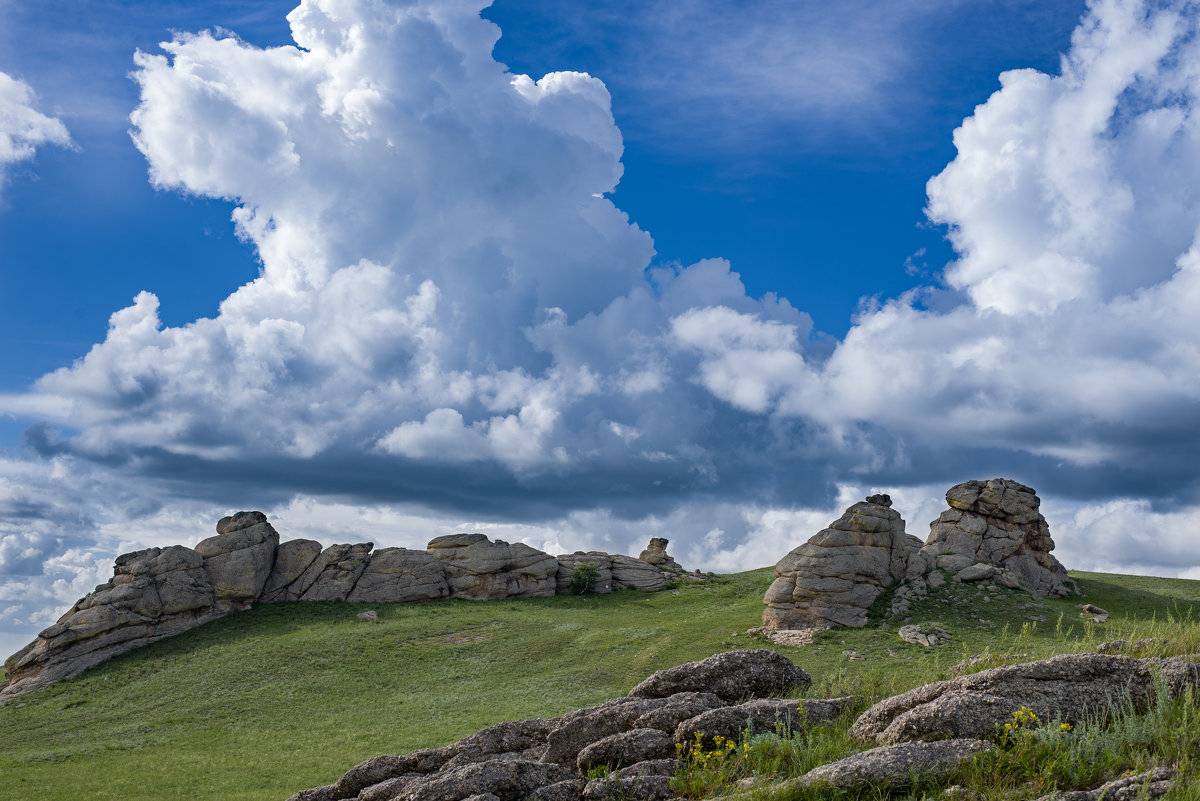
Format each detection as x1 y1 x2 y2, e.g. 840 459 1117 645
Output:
637 538 682 571
797 738 994 789
1 517 675 704
285 649 828 801
0 545 218 702
850 652 1200 744
920 478 1076 597
629 649 811 702
762 495 926 629
427 534 559 600
555 553 615 595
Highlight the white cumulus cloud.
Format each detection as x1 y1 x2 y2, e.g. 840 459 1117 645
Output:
0 71 70 196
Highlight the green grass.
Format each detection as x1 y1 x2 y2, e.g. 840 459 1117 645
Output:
2 568 1200 801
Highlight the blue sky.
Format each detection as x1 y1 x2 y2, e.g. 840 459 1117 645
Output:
1 0 1199 657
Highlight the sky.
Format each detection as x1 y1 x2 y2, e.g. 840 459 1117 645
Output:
1 0 1199 659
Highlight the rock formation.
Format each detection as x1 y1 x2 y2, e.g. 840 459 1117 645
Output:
637 538 682 571
762 494 927 629
0 517 683 704
921 478 1076 597
763 478 1077 630
282 650 847 801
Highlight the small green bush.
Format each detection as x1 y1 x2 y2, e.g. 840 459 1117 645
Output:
570 562 599 595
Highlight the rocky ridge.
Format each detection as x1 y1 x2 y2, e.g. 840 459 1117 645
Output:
763 479 1077 630
284 649 1198 801
0 515 690 704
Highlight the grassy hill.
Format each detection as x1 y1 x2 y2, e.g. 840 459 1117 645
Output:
2 568 1200 801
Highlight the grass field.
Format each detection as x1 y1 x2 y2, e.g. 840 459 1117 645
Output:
2 568 1200 801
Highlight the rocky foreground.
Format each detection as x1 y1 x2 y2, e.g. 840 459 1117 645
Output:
1 512 690 703
286 648 1199 801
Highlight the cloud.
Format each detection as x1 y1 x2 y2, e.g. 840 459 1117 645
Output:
4 0 1200 654
0 71 70 195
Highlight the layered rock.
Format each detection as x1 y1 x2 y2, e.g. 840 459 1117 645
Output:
920 478 1076 597
636 538 682 572
555 553 615 595
1 545 218 701
427 534 559 600
2 516 674 704
762 494 926 629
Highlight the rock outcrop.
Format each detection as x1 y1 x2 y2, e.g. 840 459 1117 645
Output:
762 494 926 629
763 479 1077 630
1 516 680 704
920 478 1075 597
850 652 1200 744
637 538 682 571
283 650 841 801
796 738 994 789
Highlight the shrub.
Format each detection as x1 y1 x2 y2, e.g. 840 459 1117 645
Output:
571 562 599 595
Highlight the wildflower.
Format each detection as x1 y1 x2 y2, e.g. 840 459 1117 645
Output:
1060 723 1073 731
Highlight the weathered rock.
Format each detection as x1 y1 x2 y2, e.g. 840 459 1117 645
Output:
260 539 324 603
394 759 574 801
576 728 675 773
955 563 995 583
797 738 994 789
531 779 586 801
555 553 614 595
444 719 559 768
1027 767 1174 801
1081 603 1109 622
609 555 666 592
898 623 949 648
613 760 676 780
583 774 674 801
630 649 811 703
195 511 279 612
1 545 216 703
631 692 726 733
299 543 375 602
285 785 337 801
920 479 1076 598
762 496 924 629
637 538 683 571
673 697 855 747
542 698 667 766
850 653 1200 744
347 548 449 603
428 534 558 600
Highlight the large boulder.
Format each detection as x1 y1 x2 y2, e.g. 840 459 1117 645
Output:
673 696 855 747
850 653 1200 744
797 739 994 789
575 728 675 773
299 543 375 602
541 697 668 766
427 534 558 600
637 538 682 571
762 495 924 629
920 478 1076 597
555 553 614 594
609 555 666 592
1 545 216 702
195 511 279 612
347 548 449 603
628 649 811 703
260 539 325 603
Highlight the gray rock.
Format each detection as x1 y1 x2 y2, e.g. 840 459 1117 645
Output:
299 543 374 602
637 538 683 571
531 779 586 801
329 748 458 799
898 623 949 648
576 728 675 773
613 760 676 780
285 785 337 801
1 545 216 703
347 548 449 603
582 775 674 801
260 539 323 603
919 479 1076 598
395 759 573 801
555 553 614 595
195 511 279 612
444 718 558 768
673 697 855 747
797 738 994 789
955 563 995 583
850 653 1200 744
542 697 666 766
629 649 811 703
428 534 558 600
1027 767 1174 801
631 692 726 732
609 555 666 592
762 496 922 629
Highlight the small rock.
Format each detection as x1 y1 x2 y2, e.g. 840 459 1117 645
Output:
356 610 379 621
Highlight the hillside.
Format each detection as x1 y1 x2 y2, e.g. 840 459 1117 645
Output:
2 569 1200 801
